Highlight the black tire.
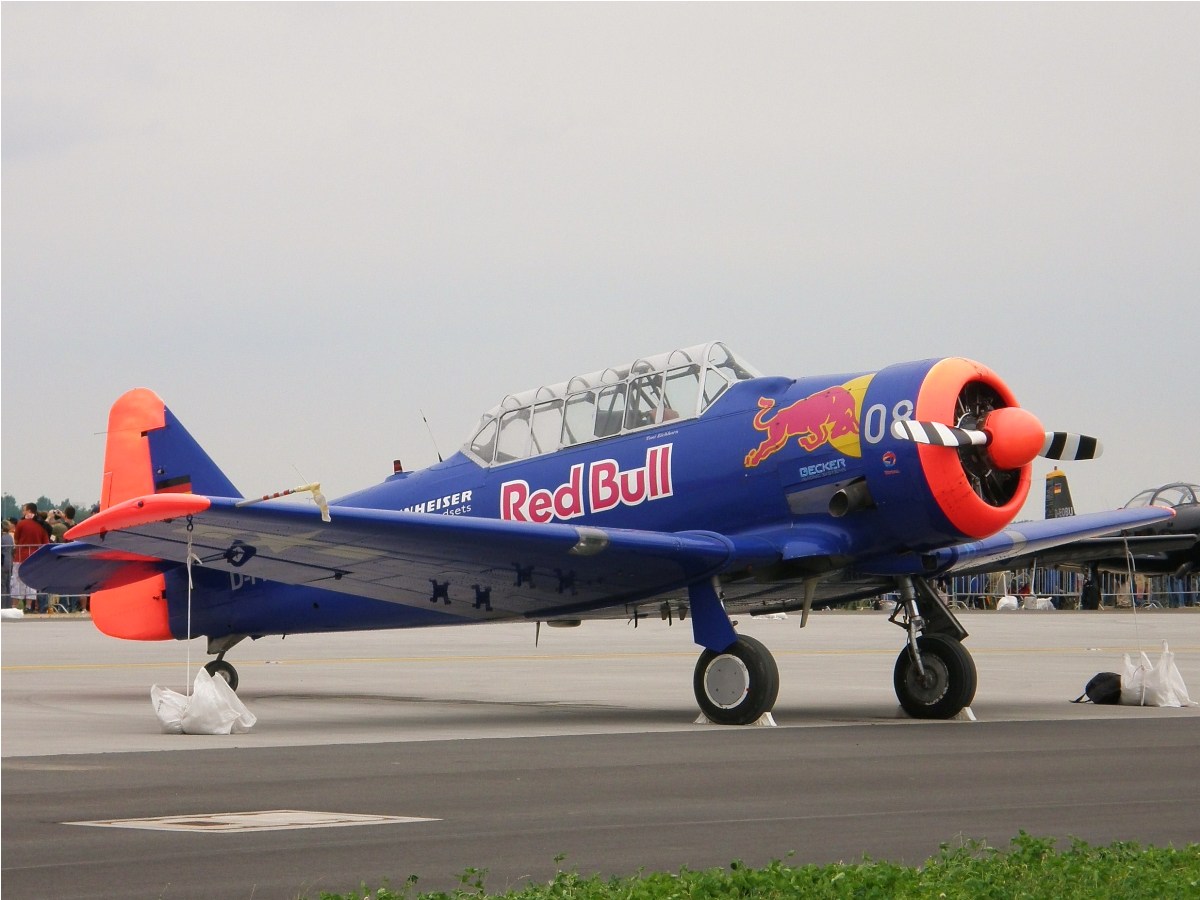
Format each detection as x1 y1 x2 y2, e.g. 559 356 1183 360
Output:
693 634 780 725
204 658 239 692
893 633 976 719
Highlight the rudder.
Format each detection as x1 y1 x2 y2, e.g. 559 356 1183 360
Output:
91 389 239 640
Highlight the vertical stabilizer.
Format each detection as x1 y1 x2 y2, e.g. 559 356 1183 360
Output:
91 389 238 640
1044 468 1075 519
101 388 240 508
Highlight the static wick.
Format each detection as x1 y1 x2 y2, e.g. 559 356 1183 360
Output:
235 482 331 523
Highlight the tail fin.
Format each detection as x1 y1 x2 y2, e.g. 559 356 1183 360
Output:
1045 468 1075 519
101 388 239 508
92 389 239 640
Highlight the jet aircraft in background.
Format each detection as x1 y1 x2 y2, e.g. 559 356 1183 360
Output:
1041 471 1199 575
22 343 1175 724
1038 471 1199 607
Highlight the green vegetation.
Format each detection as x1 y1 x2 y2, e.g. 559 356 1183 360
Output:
1 492 96 521
317 834 1200 900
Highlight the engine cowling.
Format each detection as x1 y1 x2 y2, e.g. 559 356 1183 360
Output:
864 358 1033 546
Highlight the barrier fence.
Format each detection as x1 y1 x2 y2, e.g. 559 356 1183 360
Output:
942 570 1199 609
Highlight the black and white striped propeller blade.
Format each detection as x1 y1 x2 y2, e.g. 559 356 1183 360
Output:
891 420 1103 461
1039 432 1103 461
890 420 988 447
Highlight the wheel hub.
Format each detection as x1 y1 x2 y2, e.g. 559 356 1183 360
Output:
703 655 750 709
904 654 949 705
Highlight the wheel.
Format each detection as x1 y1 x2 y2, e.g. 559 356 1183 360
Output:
893 633 976 719
693 634 780 725
204 658 239 692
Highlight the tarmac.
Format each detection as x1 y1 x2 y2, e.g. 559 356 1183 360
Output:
3 607 1199 757
3 609 1198 898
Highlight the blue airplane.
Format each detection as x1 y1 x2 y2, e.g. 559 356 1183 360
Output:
21 342 1174 724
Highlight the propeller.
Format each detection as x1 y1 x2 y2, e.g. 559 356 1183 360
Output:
892 402 1102 507
892 411 1103 465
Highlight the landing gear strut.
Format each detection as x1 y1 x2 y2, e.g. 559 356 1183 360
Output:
693 634 780 725
889 577 976 719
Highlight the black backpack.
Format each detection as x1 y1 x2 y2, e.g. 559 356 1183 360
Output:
1072 672 1121 704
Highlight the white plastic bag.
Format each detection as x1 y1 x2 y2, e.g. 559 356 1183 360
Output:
996 596 1019 611
1121 642 1197 707
151 683 188 734
150 670 257 734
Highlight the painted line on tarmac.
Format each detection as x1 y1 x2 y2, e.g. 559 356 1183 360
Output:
5 643 1197 674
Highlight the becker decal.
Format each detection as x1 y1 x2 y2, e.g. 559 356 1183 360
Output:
501 445 674 523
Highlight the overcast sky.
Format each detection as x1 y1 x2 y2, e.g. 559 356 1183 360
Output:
3 3 1197 521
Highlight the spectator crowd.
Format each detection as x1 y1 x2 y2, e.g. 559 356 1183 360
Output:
2 502 89 612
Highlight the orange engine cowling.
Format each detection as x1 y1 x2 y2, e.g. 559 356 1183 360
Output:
911 358 1032 540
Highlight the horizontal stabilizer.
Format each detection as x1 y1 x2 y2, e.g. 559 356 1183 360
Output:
17 542 176 595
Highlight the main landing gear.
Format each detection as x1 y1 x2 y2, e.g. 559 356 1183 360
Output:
890 577 977 719
693 634 780 725
688 575 977 725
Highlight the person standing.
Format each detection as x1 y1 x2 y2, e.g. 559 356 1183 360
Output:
49 509 69 543
12 503 50 612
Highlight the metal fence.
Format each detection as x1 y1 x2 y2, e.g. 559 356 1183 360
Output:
942 570 1199 609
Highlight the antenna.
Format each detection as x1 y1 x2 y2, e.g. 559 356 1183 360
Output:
419 409 443 463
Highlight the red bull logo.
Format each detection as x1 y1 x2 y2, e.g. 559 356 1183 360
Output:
744 384 863 468
501 445 674 523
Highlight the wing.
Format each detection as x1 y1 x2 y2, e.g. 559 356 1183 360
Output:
916 507 1178 576
947 533 1197 576
21 493 740 620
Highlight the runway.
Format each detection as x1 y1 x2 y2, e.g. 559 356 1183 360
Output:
4 611 1199 898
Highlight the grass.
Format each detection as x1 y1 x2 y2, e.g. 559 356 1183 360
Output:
315 833 1200 899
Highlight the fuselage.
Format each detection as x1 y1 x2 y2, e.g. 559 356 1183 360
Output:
334 355 1022 565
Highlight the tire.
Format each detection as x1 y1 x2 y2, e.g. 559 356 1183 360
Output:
204 658 239 692
893 633 976 719
693 634 780 725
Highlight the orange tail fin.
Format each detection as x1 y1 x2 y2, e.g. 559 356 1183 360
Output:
90 389 238 640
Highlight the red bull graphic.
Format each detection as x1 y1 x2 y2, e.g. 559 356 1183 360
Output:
501 444 673 523
744 380 870 468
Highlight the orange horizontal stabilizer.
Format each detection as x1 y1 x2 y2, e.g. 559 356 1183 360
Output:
67 493 212 540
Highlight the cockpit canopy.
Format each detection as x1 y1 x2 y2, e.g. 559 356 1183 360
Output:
465 342 761 466
1124 483 1199 510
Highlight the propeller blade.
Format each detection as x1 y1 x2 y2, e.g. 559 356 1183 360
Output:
891 420 988 448
1040 432 1103 461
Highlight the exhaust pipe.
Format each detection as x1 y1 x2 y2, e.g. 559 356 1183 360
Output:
829 479 874 518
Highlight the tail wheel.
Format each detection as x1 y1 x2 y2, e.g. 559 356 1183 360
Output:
204 658 239 692
893 633 976 719
693 634 780 725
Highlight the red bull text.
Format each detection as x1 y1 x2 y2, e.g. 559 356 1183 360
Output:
501 444 674 523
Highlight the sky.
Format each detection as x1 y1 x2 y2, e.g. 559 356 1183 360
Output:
3 3 1198 521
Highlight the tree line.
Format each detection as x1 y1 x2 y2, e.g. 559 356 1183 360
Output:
2 493 97 522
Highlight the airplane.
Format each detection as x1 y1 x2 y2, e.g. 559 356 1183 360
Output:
1046 471 1200 565
21 342 1177 725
